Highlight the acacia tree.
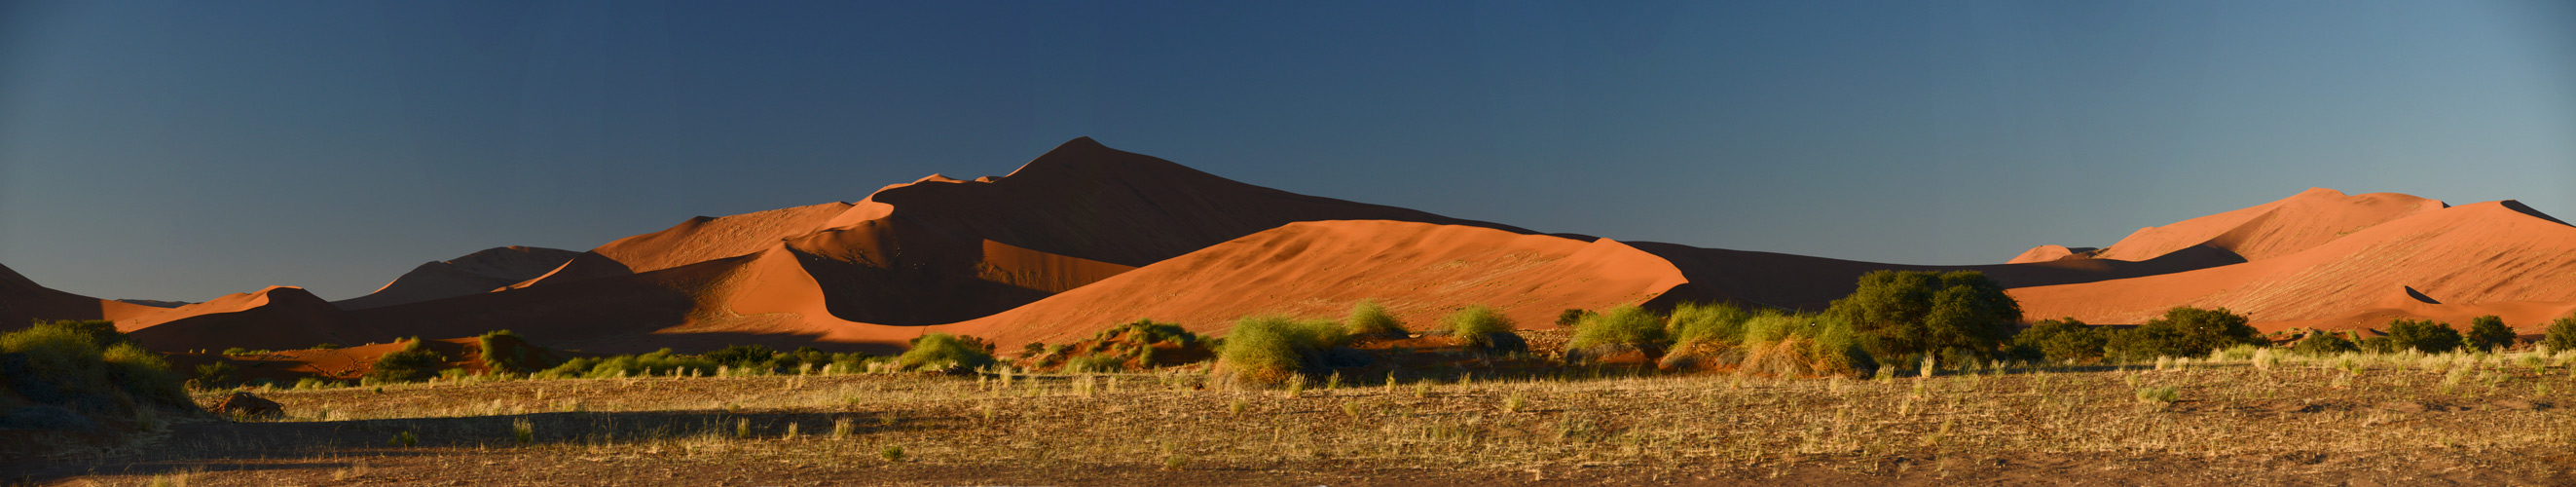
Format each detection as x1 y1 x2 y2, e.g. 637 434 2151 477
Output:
1823 270 2022 362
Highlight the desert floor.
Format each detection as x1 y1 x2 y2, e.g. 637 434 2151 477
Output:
14 352 2576 486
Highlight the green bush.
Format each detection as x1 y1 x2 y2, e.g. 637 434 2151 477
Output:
537 349 719 379
1555 309 1597 327
2464 316 2516 352
1568 305 1668 350
2291 332 2361 356
2104 307 2263 361
0 319 192 414
194 361 239 389
1823 271 2022 363
1343 300 1408 336
1667 302 1755 347
2010 318 2109 363
1441 305 1521 354
1730 313 1875 377
2545 315 2576 352
894 334 995 372
367 339 450 384
705 344 779 370
475 330 546 374
1217 316 1349 386
2380 318 2462 354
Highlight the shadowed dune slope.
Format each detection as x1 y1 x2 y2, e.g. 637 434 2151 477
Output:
1632 240 2245 313
0 262 163 329
334 246 580 310
120 286 372 352
2013 200 2576 327
941 220 1685 349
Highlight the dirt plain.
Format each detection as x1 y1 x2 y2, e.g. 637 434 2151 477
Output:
12 349 2576 486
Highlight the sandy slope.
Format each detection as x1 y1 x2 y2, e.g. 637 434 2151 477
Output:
334 246 580 310
2013 200 2576 330
940 220 1686 348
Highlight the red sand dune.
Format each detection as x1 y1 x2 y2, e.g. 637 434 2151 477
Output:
0 262 162 328
334 246 579 310
332 137 1546 353
2013 199 2576 331
2091 188 2444 263
938 220 1687 348
19 136 2572 361
2006 244 2100 264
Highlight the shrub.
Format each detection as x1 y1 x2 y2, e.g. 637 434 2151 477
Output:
704 344 779 370
2291 332 2361 356
2546 315 2576 352
1667 302 1755 347
1217 316 1350 387
1567 305 1668 350
893 334 995 372
1441 305 1522 354
1823 271 2021 363
2381 318 2463 354
367 339 450 384
475 330 545 374
537 349 718 379
2465 316 2516 352
194 361 239 389
1555 309 1597 327
2010 318 2108 363
2104 307 2262 361
311 343 343 350
0 319 193 416
1343 300 1408 337
1733 313 1875 377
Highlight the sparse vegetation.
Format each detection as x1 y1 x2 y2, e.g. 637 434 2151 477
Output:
2291 332 2361 356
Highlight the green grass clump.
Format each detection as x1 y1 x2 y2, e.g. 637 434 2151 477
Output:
1217 316 1349 387
1441 305 1522 354
894 333 996 372
1568 305 1668 350
1343 299 1408 337
1667 302 1754 347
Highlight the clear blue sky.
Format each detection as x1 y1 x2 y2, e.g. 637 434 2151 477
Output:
2 1 2570 302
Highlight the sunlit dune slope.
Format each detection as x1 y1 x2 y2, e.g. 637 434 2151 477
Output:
2013 200 2576 328
942 220 1686 348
